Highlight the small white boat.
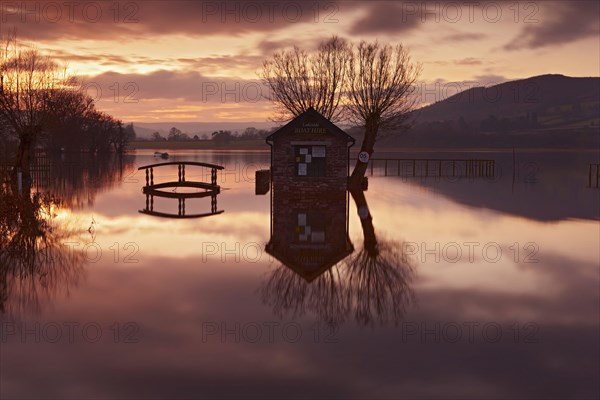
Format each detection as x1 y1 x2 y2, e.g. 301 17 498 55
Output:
154 152 169 159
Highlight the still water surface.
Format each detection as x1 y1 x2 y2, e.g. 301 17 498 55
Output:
1 149 599 399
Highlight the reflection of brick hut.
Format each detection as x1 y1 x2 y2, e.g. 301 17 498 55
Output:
265 108 355 281
265 189 354 282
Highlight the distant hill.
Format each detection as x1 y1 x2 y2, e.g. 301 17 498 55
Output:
412 74 599 127
370 74 600 148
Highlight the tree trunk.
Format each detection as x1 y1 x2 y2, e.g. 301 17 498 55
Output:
349 187 378 256
14 131 34 185
349 118 379 189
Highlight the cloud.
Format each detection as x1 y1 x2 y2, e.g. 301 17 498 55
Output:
504 1 600 50
441 32 487 42
427 58 485 66
83 70 268 102
257 39 310 56
0 1 340 42
472 74 509 86
79 69 274 121
176 55 265 74
349 2 422 35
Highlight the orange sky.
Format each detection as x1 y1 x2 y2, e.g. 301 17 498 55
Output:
1 0 598 122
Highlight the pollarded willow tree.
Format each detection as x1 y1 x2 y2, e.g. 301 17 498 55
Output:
346 42 421 184
260 35 351 122
261 36 422 187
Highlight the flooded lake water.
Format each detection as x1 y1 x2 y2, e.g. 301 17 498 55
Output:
1 149 599 399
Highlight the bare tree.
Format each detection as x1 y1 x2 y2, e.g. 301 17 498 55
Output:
261 36 351 122
0 33 68 181
347 42 421 185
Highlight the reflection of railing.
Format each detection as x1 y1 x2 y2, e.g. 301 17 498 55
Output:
137 161 225 219
368 158 495 178
589 163 600 188
0 150 52 189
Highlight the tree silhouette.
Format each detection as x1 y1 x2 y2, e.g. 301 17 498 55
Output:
261 36 351 122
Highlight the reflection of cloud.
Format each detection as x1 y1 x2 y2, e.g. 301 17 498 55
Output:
413 252 599 334
2 248 598 398
504 1 600 50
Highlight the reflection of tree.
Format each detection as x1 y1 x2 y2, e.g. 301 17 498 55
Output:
0 182 85 316
262 188 415 328
346 187 415 326
345 237 415 326
37 153 135 209
262 265 348 327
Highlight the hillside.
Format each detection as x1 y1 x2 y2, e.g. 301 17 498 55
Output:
372 74 600 148
413 74 599 127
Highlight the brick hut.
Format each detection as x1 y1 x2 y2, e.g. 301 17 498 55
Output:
265 107 355 282
265 107 355 194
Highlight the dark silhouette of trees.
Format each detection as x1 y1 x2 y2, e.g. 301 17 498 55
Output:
43 87 95 152
211 130 233 144
168 127 187 141
151 131 164 141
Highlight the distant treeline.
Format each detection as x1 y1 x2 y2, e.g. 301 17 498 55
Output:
142 126 278 144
